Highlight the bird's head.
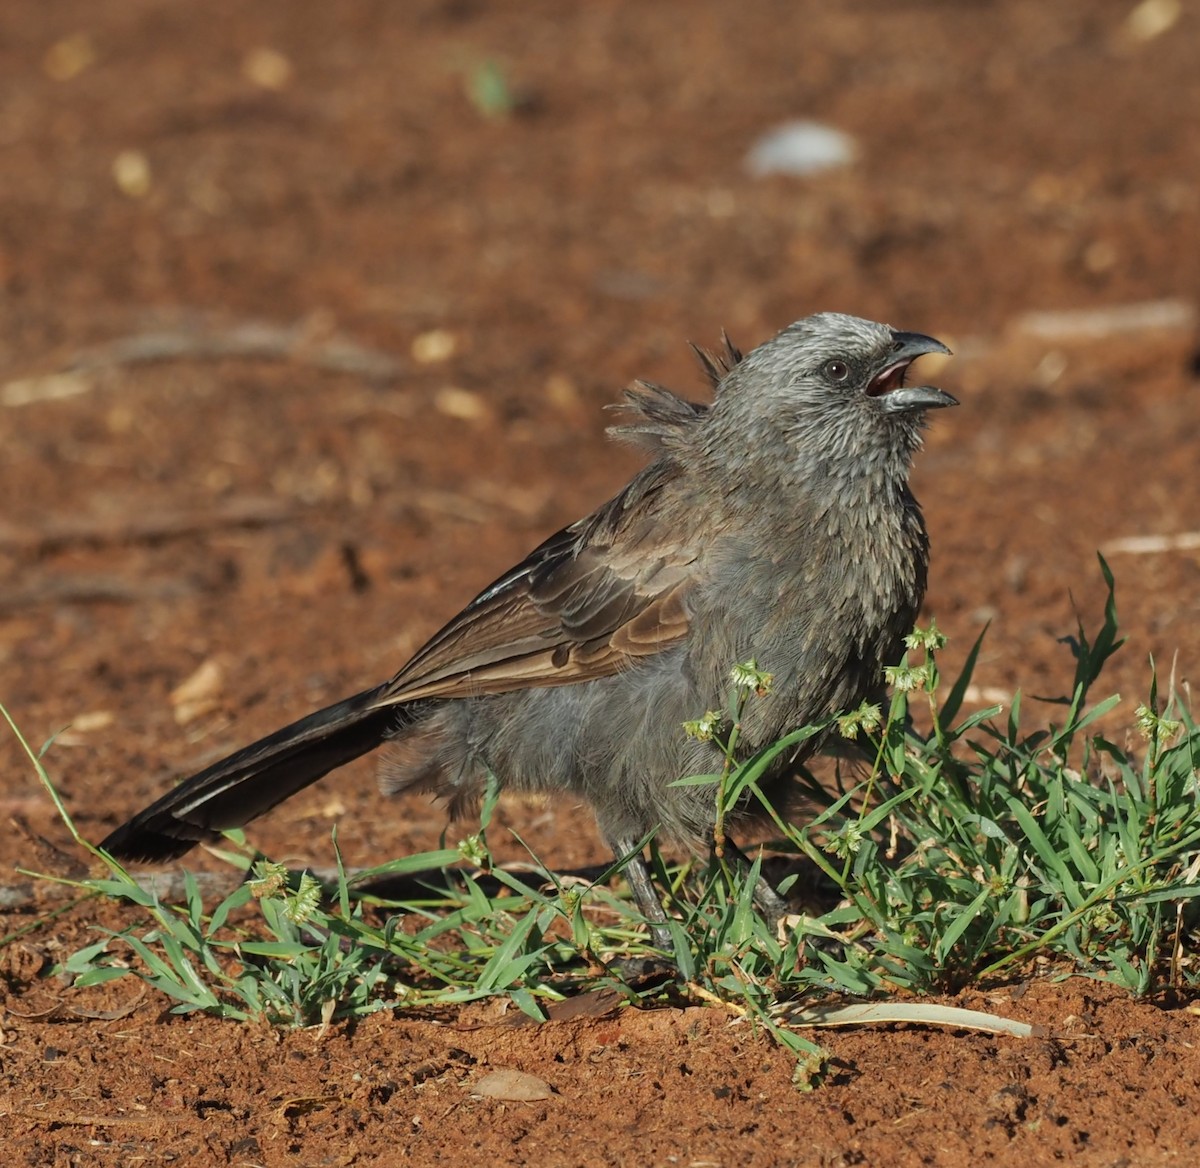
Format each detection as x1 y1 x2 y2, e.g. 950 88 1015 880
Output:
706 312 957 482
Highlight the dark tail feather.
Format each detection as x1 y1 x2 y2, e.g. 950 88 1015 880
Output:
100 684 408 862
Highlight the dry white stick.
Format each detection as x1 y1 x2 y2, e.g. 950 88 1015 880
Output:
67 320 403 379
0 496 294 553
2 318 404 408
1104 532 1200 555
1013 299 1197 342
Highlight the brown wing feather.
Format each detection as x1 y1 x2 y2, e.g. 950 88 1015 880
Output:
377 462 696 704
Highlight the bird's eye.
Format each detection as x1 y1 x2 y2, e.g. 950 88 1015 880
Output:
824 359 850 382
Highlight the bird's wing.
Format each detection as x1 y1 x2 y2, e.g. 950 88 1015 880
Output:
378 466 696 704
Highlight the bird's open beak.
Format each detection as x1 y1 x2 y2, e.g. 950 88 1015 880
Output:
869 331 958 414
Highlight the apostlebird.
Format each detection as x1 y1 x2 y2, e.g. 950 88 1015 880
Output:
100 312 956 948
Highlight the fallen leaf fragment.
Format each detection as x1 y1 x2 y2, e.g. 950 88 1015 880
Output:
472 1068 554 1101
170 658 225 724
778 1001 1041 1038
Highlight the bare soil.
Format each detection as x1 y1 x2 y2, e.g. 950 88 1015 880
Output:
2 1 1200 1164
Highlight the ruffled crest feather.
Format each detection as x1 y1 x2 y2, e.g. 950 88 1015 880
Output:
605 381 706 451
688 330 743 389
605 330 741 451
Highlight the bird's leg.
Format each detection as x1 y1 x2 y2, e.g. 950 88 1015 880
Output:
607 835 674 953
723 836 790 928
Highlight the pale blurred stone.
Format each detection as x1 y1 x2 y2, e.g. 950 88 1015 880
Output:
544 373 580 410
112 150 152 198
242 47 293 90
44 33 96 81
434 386 488 421
411 329 457 364
1126 0 1181 41
745 120 856 178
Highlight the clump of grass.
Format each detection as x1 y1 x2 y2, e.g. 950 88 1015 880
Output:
5 558 1199 1074
8 739 656 1026
814 558 1196 995
686 559 1200 1012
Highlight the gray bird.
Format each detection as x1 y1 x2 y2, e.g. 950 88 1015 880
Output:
100 312 956 948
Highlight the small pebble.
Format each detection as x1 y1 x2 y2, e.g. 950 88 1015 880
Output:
243 47 293 90
44 33 96 81
411 329 457 364
1126 0 1181 42
544 373 580 411
745 120 856 178
434 386 487 421
112 150 152 198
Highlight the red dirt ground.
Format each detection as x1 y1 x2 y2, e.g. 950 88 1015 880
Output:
2 1 1200 1164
